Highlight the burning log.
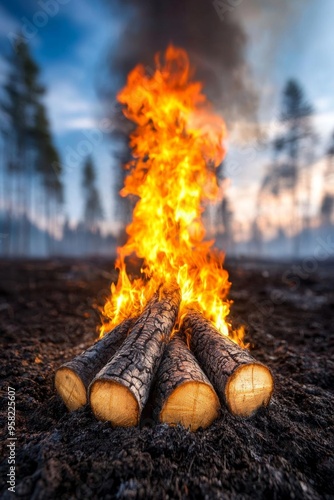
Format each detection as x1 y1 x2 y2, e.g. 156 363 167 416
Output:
153 334 220 431
89 282 181 427
183 310 274 417
55 318 135 411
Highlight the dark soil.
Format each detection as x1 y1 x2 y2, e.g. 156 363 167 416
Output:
0 258 333 499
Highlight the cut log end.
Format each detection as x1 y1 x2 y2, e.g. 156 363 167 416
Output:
160 381 220 431
55 367 86 411
90 380 139 427
226 363 274 417
89 283 181 426
184 311 274 418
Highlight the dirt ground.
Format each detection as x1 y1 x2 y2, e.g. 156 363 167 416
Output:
0 258 333 499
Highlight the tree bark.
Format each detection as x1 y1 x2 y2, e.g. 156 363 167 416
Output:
55 317 135 411
183 310 274 417
89 282 181 427
152 334 220 431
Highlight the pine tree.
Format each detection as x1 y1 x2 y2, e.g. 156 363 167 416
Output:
259 79 315 253
34 102 63 247
1 40 63 255
82 156 104 231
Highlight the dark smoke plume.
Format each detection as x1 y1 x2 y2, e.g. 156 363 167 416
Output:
100 0 257 227
102 0 257 123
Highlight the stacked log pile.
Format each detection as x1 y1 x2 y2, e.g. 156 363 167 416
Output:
55 284 274 430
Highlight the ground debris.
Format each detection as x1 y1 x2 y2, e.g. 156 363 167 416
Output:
0 259 333 499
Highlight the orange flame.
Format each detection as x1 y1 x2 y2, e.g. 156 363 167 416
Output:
100 45 244 346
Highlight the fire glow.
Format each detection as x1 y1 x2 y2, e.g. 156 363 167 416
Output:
100 46 244 346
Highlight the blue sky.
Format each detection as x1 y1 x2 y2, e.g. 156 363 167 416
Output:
0 0 333 237
0 0 123 232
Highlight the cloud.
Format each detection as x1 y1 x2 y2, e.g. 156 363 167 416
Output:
44 79 98 133
39 1 120 134
313 111 334 135
63 117 98 130
314 97 334 113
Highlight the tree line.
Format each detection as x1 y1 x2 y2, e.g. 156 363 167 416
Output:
0 42 104 256
0 41 333 258
218 79 334 256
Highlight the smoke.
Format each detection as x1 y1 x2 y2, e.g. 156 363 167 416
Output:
101 0 258 125
238 0 311 80
239 0 309 41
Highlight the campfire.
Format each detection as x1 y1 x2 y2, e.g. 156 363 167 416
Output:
55 46 273 431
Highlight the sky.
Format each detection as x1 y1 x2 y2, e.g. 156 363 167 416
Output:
226 0 334 238
0 0 122 233
0 0 333 239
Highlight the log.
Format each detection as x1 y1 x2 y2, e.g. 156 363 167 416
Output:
153 334 220 431
183 310 274 417
89 282 181 427
55 318 135 411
